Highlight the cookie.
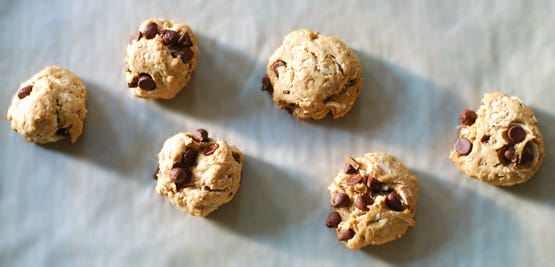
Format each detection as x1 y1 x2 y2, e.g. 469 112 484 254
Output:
326 153 418 249
125 18 199 99
6 66 87 144
154 129 243 216
262 29 362 120
449 92 544 186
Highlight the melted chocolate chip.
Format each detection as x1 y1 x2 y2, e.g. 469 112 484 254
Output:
366 177 384 193
261 75 273 93
138 73 156 90
337 229 355 241
170 167 191 184
346 174 363 186
171 48 194 64
386 192 404 211
503 145 518 163
177 32 193 48
17 85 33 99
520 142 535 164
325 211 341 228
508 126 526 143
182 148 198 167
232 152 241 163
192 129 208 142
330 192 350 208
204 143 219 156
143 22 159 39
355 194 373 211
162 29 179 45
272 60 286 77
343 157 360 174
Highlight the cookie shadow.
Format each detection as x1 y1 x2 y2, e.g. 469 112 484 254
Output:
155 33 261 122
40 80 161 183
208 155 315 244
502 108 555 207
307 52 462 150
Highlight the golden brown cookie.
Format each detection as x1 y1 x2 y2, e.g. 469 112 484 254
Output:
262 29 362 120
125 18 199 99
6 66 87 144
154 129 243 216
326 153 418 249
449 92 544 186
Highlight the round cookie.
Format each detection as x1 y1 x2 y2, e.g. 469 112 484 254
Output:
154 129 243 216
449 92 544 186
125 18 199 99
262 29 362 120
6 66 87 144
326 153 418 249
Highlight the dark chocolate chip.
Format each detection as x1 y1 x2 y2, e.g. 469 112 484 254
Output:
325 211 342 228
337 229 355 241
366 177 384 193
346 174 363 186
503 145 517 163
162 29 179 45
182 148 198 167
192 128 209 142
330 192 350 208
386 192 404 211
459 109 477 126
153 165 160 180
171 48 194 64
272 60 286 76
128 76 139 88
17 85 33 99
170 167 191 184
508 126 526 143
204 143 219 156
261 75 273 94
129 31 142 44
520 142 534 164
138 73 156 90
283 90 290 94
355 194 373 211
143 22 158 39
177 32 193 48
455 137 472 155
481 135 491 143
232 152 241 163
55 128 70 139
343 157 359 174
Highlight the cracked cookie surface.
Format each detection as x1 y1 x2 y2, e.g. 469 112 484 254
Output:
154 129 243 216
326 153 418 249
125 17 199 99
263 29 362 119
6 66 87 144
449 92 544 186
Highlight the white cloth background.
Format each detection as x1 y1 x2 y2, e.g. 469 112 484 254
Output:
1 0 554 266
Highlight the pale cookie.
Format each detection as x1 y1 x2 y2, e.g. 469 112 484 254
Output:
449 92 544 186
326 153 418 249
154 129 243 216
6 66 87 144
125 18 199 99
262 29 362 120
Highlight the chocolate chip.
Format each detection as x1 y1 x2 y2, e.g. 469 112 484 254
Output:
346 79 355 87
128 76 139 88
143 22 158 39
55 128 70 139
162 29 179 45
503 145 517 163
177 32 193 48
330 192 350 208
386 192 404 211
337 229 355 241
455 137 472 155
343 157 360 174
261 75 273 94
508 126 526 143
366 177 384 193
520 142 534 164
459 109 477 126
153 165 160 180
204 143 219 156
128 31 142 44
355 194 373 211
170 167 191 184
272 60 286 76
283 90 290 94
182 148 198 167
325 211 342 228
138 73 156 90
17 85 33 99
346 174 363 186
232 152 241 163
171 48 194 64
192 129 208 142
481 135 491 143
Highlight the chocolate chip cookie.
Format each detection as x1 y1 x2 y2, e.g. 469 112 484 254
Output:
449 92 545 186
6 66 87 144
262 29 362 119
125 18 199 99
326 153 418 249
154 129 243 216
